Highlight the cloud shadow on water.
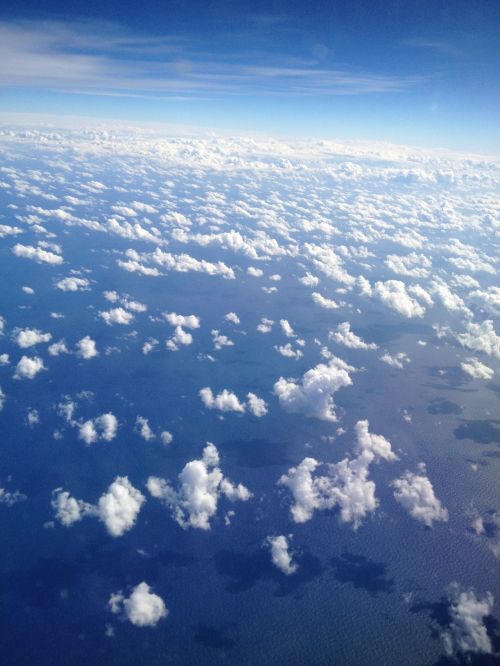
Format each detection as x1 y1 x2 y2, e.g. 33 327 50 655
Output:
330 552 395 596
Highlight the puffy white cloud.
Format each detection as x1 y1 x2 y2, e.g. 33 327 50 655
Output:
48 339 69 356
385 252 431 278
0 486 26 506
225 312 240 324
275 343 303 359
461 357 494 380
75 336 99 359
97 477 145 537
100 307 135 326
212 329 234 350
373 280 425 318
164 312 200 329
56 277 90 292
257 317 274 333
22 286 34 295
391 465 448 526
273 358 353 422
160 430 173 445
12 243 63 264
78 413 118 445
279 420 396 527
312 292 339 309
246 392 268 417
142 337 158 354
14 328 52 348
0 353 9 365
199 387 246 413
457 320 500 359
299 273 319 287
442 584 494 658
0 385 5 411
147 442 251 529
14 355 45 379
166 326 193 351
330 322 378 350
135 416 155 441
108 582 168 627
266 535 297 575
51 489 95 526
379 351 410 369
247 266 263 277
280 319 295 338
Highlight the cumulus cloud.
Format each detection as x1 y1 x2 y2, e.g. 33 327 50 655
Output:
275 343 303 359
0 486 27 506
330 322 378 350
312 292 339 309
52 477 145 536
461 357 494 380
164 312 200 329
373 280 425 318
166 326 193 351
12 243 63 264
225 312 240 324
199 387 246 413
266 535 297 575
442 584 494 658
379 351 410 369
14 328 52 348
147 442 251 529
279 420 396 527
212 329 234 350
75 336 98 359
457 320 500 359
108 582 168 627
100 307 135 326
135 416 155 441
13 355 45 379
48 339 69 356
56 276 90 291
391 465 448 526
78 413 118 445
246 392 268 417
273 357 353 422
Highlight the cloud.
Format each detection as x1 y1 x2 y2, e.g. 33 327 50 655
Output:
279 319 295 338
461 357 494 380
78 413 118 445
164 312 200 329
199 387 246 413
279 420 396 527
391 465 448 526
75 336 99 359
97 477 146 537
275 343 303 359
330 322 378 350
108 582 168 627
312 292 339 309
0 486 27 506
12 243 63 264
273 357 353 422
457 320 500 359
147 442 251 529
373 280 425 318
166 326 193 351
100 307 135 326
212 329 234 350
379 351 410 369
246 392 268 417
52 477 145 536
55 276 90 291
13 328 52 348
442 584 494 658
48 340 69 356
225 312 240 324
135 416 155 441
13 355 45 379
266 535 297 575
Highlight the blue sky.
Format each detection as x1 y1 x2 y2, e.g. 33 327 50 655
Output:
0 0 498 151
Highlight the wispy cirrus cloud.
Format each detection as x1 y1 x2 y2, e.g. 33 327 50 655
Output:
0 20 427 98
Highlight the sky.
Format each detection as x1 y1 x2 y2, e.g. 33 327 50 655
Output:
0 1 499 151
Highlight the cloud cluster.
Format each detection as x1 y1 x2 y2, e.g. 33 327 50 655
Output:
108 582 168 627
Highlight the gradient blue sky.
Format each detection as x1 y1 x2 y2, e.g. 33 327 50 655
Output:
0 0 498 151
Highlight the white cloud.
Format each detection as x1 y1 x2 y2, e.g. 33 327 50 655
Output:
373 280 425 318
14 328 52 348
142 337 158 354
280 319 295 338
266 535 297 575
75 336 98 359
385 252 431 278
278 420 396 528
97 477 145 537
212 329 234 350
160 430 173 445
12 243 63 264
14 355 45 379
147 442 251 529
275 343 303 359
391 465 448 526
457 320 500 359
78 413 118 445
273 357 353 422
108 582 168 627
257 317 274 333
56 276 90 291
312 292 339 309
0 385 5 411
225 312 240 324
135 416 155 441
247 266 263 277
0 486 26 506
100 307 135 326
461 357 494 380
246 392 268 417
199 387 246 413
330 322 378 350
48 339 69 356
51 489 95 526
379 351 410 369
164 312 200 329
442 584 494 658
166 326 193 351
